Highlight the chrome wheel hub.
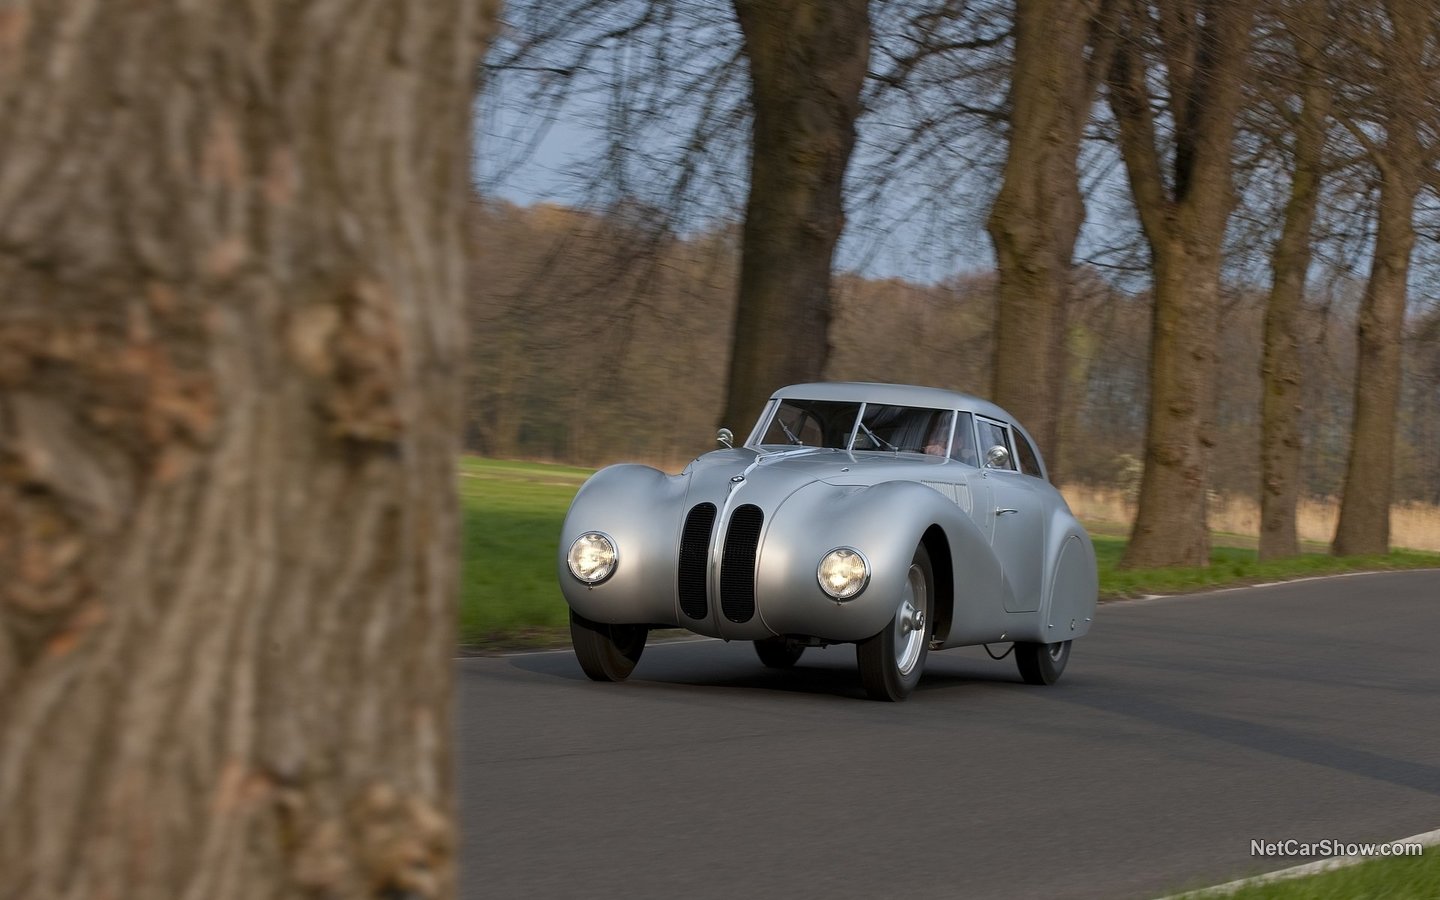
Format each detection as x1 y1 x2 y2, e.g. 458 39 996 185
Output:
893 563 928 676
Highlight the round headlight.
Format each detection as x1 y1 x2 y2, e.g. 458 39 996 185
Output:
567 532 618 584
817 547 869 600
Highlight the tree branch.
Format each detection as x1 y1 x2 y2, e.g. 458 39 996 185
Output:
1106 35 1172 242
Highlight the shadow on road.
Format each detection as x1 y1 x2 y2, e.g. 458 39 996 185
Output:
1043 687 1440 798
502 642 1027 700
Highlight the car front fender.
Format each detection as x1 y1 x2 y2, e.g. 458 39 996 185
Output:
557 464 688 626
755 479 1006 643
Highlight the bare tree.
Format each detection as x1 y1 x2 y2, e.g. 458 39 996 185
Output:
1256 0 1335 560
484 1 1017 435
1332 0 1439 555
474 0 1440 535
1106 0 1259 568
0 1 494 896
987 0 1116 473
718 0 871 429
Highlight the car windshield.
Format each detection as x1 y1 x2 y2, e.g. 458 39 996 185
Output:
852 405 953 455
757 400 955 455
757 399 862 449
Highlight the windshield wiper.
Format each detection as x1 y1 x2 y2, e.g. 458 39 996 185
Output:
857 422 896 452
777 417 804 445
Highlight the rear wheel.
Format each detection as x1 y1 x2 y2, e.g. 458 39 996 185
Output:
569 610 647 682
857 544 934 701
753 638 805 668
1014 640 1070 685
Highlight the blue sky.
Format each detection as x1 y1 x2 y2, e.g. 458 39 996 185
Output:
473 87 1007 284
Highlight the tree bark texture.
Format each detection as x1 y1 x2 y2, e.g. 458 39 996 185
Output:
1331 7 1428 554
1258 4 1331 561
987 0 1113 477
1107 0 1257 568
720 0 869 432
0 3 494 898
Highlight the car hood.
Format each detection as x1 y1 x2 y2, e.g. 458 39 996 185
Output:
682 447 855 508
681 447 955 508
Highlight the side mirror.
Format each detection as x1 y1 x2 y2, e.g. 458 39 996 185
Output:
716 427 734 449
984 445 1011 469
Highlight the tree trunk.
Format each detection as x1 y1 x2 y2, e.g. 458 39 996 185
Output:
720 0 870 432
1056 319 1102 485
1124 237 1222 566
482 322 529 459
1106 0 1257 569
987 0 1111 469
1331 0 1427 557
1332 165 1421 555
1258 7 1331 561
0 3 494 898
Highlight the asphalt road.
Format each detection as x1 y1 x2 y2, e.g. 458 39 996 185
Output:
459 570 1440 899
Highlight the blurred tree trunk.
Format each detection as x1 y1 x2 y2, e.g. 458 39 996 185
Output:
1332 0 1430 556
0 2 494 897
987 0 1114 478
484 320 529 459
1332 176 1420 555
1258 1 1332 561
1107 0 1257 568
719 0 870 431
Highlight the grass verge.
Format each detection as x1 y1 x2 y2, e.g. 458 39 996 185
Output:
1094 536 1440 599
1176 846 1438 898
459 458 589 648
460 456 1440 648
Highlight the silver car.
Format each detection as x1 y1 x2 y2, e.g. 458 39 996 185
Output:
558 382 1097 700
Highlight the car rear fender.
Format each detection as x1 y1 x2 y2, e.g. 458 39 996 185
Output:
1039 519 1098 642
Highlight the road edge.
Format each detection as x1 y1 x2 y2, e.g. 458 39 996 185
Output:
1158 827 1440 898
1102 565 1440 605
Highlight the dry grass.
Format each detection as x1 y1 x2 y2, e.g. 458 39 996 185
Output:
1061 484 1440 553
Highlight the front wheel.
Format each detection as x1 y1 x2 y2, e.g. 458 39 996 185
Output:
754 638 805 668
1014 640 1071 685
856 544 934 701
569 610 647 682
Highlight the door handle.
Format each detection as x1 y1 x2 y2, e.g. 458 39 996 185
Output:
996 508 1018 516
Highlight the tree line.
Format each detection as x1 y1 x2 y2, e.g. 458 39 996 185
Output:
468 199 1440 508
483 0 1440 567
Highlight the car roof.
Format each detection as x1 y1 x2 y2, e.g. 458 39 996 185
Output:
771 382 1015 423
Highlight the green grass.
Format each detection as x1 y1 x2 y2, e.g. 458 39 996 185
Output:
1094 536 1440 599
458 456 1440 647
459 458 592 646
1180 847 1438 898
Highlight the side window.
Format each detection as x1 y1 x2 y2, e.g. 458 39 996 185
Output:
950 412 978 466
977 418 1015 470
1013 429 1045 480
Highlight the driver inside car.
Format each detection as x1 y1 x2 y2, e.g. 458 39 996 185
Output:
923 414 952 456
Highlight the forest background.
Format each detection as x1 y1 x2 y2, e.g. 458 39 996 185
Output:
470 0 1440 554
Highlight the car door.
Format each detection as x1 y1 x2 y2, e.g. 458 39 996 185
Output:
940 411 992 542
977 417 1046 613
